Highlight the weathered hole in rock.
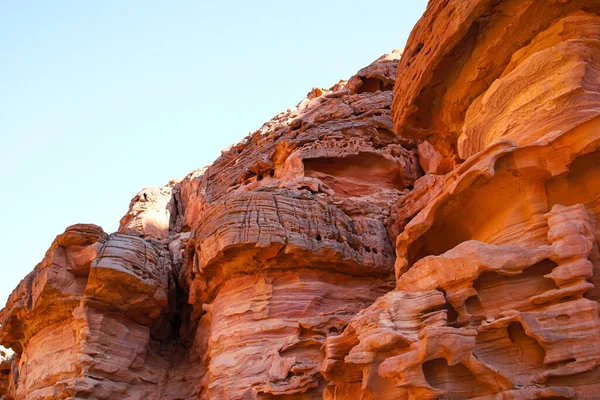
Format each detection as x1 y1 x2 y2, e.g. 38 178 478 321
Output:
373 128 402 149
403 157 553 270
357 352 408 397
404 221 472 269
303 153 408 197
442 301 459 326
364 246 378 254
465 295 483 317
466 260 558 319
355 77 394 94
436 288 459 326
289 118 303 131
546 150 600 210
422 358 492 398
328 327 340 335
411 42 424 57
555 314 571 322
474 321 546 385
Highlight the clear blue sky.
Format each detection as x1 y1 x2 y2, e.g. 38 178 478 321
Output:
0 1 427 305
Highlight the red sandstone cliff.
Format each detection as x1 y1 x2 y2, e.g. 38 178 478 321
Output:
2 1 600 399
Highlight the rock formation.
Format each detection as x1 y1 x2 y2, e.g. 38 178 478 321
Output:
324 1 600 399
2 1 600 398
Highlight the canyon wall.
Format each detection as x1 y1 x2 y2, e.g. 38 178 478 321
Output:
2 1 600 399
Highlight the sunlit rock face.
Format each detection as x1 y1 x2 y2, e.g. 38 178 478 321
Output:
0 224 181 400
3 1 600 398
176 49 419 399
0 52 421 399
321 1 600 399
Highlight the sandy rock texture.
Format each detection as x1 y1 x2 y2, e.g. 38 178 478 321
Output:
0 52 420 399
322 0 600 399
175 49 419 399
3 1 600 398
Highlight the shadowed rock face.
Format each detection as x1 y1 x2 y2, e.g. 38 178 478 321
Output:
2 1 600 398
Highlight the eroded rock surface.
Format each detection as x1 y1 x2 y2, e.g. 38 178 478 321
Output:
3 1 600 398
176 49 418 399
322 1 600 399
0 52 419 399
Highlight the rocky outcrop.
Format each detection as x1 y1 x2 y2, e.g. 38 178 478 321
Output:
0 52 421 399
3 1 600 398
322 1 600 399
0 224 183 399
392 0 600 163
175 49 419 399
325 204 600 398
119 183 179 240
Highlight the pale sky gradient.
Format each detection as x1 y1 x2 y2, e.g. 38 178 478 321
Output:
0 1 428 305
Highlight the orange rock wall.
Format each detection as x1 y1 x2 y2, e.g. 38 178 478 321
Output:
2 1 600 399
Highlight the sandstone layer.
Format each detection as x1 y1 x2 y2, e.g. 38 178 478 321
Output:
2 1 600 399
0 51 420 399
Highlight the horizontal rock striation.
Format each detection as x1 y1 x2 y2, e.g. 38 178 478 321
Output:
0 52 421 399
321 1 600 399
176 50 419 399
0 224 184 399
3 1 600 398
